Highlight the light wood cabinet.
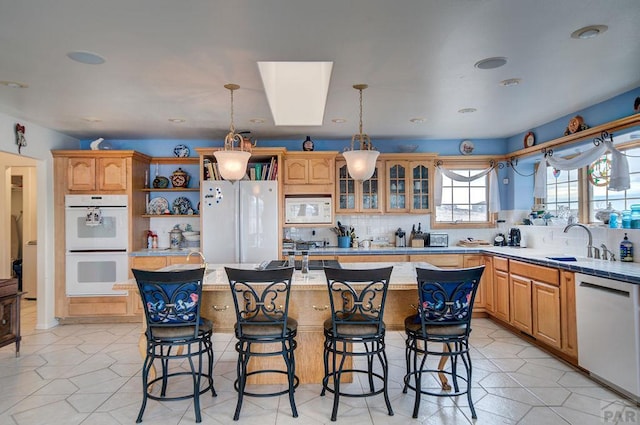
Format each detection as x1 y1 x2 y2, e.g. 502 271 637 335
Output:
532 280 561 349
508 260 560 346
492 256 510 322
409 254 462 268
560 271 578 357
463 255 493 311
283 152 336 196
483 255 495 314
53 150 152 321
509 273 533 333
284 153 335 185
385 160 409 212
66 156 128 192
335 160 384 213
384 155 434 213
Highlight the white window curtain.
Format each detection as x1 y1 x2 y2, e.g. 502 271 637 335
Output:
434 166 501 213
533 138 630 199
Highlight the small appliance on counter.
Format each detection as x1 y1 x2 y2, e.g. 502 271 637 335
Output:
395 228 406 247
427 233 448 247
493 233 507 246
509 228 521 247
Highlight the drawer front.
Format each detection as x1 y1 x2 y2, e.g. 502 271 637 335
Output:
510 260 559 286
493 256 509 272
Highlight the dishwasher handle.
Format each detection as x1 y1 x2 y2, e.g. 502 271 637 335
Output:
579 281 630 298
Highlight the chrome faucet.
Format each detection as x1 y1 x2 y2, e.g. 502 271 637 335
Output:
600 244 616 261
186 251 208 271
563 223 600 259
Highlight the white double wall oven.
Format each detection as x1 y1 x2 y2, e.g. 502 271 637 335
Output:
65 194 129 296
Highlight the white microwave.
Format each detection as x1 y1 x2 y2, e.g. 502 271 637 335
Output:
284 197 333 224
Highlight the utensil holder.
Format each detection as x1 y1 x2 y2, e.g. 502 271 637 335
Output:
338 236 351 248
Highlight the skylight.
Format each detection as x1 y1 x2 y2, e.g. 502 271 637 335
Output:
258 61 333 126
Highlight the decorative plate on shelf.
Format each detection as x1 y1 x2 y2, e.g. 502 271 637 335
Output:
173 144 190 157
459 140 474 155
172 196 193 215
524 131 535 148
148 197 169 215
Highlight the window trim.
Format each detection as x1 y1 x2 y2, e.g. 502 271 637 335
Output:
431 157 496 229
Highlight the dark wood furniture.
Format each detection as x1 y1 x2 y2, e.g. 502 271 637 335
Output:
0 278 22 357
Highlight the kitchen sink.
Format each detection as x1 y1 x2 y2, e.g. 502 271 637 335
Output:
546 256 578 262
263 259 341 271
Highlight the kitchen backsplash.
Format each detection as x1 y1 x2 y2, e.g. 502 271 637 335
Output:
286 210 640 262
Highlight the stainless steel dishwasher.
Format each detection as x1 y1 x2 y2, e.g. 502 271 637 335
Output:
575 273 640 401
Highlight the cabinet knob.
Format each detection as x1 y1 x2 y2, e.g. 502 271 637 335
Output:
212 305 229 312
1 319 6 325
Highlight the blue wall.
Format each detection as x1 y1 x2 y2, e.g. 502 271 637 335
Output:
81 86 640 211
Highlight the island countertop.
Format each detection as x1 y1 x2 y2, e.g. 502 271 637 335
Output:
115 261 435 292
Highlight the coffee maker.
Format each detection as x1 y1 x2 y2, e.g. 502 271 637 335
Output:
509 228 521 247
395 228 406 247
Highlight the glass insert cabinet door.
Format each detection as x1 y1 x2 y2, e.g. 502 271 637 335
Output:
411 163 430 211
386 162 407 211
336 162 383 213
337 163 357 212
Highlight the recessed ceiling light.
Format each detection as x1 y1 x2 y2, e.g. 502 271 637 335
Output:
82 116 102 122
571 25 608 39
67 51 106 65
168 118 186 123
500 78 522 87
0 80 28 88
249 118 265 124
458 108 477 114
332 118 347 124
474 57 507 70
410 118 426 123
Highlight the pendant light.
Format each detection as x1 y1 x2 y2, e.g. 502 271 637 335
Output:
343 84 379 182
214 84 251 181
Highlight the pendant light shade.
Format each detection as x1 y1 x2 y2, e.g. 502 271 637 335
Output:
213 84 251 181
344 84 379 182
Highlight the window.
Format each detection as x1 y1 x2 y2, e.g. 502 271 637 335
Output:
588 145 640 220
544 166 580 220
435 168 489 224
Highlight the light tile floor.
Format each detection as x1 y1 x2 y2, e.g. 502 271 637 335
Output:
1 300 638 424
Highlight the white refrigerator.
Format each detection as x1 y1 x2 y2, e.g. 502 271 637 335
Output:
201 180 279 263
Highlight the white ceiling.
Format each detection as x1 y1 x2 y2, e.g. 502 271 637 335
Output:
0 0 639 143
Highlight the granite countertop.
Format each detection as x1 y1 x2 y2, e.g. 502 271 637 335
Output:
129 245 640 285
130 248 200 257
301 245 640 284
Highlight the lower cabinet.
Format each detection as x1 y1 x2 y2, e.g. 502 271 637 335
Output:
0 290 21 355
508 260 562 350
492 257 510 322
560 270 578 357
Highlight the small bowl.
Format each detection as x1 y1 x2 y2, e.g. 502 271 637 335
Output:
182 231 199 237
398 144 418 153
183 234 201 242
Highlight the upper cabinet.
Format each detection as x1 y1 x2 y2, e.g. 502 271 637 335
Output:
66 156 128 192
335 160 384 214
284 152 335 185
53 150 150 193
384 154 435 214
283 151 337 195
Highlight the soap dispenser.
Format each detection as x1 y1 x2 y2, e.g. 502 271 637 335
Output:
620 233 634 262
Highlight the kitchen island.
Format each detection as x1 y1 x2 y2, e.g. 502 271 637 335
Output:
115 261 434 384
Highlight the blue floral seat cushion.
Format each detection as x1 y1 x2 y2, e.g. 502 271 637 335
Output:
141 282 200 324
414 281 473 324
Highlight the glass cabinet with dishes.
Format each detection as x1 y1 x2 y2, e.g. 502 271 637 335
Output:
335 160 384 213
384 154 434 213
